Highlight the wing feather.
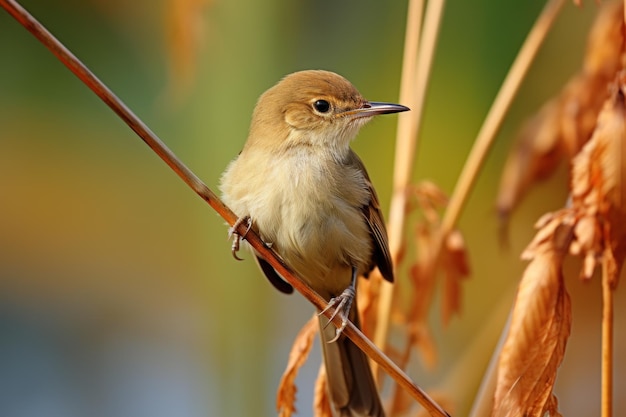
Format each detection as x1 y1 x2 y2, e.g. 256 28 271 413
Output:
346 150 394 283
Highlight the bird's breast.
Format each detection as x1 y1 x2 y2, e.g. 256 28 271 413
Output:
225 148 374 292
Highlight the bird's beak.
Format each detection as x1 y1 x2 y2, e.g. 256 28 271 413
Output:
340 101 410 119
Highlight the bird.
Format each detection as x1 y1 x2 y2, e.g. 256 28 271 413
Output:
220 70 408 417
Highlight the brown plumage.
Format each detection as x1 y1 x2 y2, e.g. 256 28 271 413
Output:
220 70 408 417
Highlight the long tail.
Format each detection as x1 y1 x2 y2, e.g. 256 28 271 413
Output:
318 299 385 417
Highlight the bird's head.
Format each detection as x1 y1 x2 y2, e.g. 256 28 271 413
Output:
245 70 409 158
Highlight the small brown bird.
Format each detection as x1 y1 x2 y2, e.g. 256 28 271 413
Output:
220 70 408 417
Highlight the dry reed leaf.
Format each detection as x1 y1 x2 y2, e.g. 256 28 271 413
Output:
392 182 470 369
408 181 450 224
441 230 471 325
313 365 332 417
411 221 438 315
406 222 440 369
493 220 572 417
497 1 623 224
521 210 576 261
276 315 319 417
570 71 626 284
409 320 439 370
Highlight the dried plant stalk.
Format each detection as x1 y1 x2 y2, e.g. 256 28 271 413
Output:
383 2 566 413
390 0 566 388
381 0 564 414
374 0 433 354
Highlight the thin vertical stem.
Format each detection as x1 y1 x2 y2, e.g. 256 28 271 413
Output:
373 0 424 361
397 0 567 389
607 1 624 409
374 0 446 360
601 257 614 417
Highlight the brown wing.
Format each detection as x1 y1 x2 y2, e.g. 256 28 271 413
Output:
253 255 294 294
346 150 394 283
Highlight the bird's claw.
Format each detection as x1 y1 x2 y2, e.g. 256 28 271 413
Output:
228 216 252 261
231 235 243 261
319 285 356 343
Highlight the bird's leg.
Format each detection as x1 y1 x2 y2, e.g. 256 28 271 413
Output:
320 266 358 343
228 216 252 261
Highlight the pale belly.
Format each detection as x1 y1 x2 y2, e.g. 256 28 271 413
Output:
221 150 374 298
254 177 372 297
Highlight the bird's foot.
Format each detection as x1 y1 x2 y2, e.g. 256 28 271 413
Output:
319 285 356 343
228 216 252 261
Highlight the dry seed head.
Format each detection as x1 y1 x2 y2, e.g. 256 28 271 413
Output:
570 71 626 282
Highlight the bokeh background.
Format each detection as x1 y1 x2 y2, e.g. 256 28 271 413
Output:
0 1 624 416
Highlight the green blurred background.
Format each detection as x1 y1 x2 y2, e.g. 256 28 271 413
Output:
0 1 624 416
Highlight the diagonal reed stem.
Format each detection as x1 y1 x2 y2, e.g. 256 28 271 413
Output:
440 0 565 238
0 0 451 416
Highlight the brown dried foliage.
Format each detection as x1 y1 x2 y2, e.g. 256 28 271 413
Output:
569 75 626 284
497 1 624 225
276 315 319 417
494 7 626 414
441 230 471 326
404 182 470 358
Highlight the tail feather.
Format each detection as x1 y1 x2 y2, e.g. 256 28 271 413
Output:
318 300 385 417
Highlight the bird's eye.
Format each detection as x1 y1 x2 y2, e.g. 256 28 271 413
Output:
313 99 331 113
